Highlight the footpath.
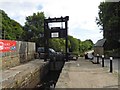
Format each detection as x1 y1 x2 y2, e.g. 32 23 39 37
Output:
56 57 119 89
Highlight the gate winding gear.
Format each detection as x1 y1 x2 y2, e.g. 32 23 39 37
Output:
44 16 69 61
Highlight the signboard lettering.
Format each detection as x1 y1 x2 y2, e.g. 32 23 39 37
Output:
0 39 17 52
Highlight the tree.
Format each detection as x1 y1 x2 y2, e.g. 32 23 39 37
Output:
79 39 93 53
68 35 79 53
49 38 71 53
1 9 23 40
23 12 45 46
96 2 120 50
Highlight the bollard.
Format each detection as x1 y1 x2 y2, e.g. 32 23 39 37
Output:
97 54 99 64
102 55 104 67
110 57 113 73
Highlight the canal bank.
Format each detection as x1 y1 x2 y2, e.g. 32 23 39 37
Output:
1 59 49 89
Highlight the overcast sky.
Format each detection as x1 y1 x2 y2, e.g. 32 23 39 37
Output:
0 0 105 43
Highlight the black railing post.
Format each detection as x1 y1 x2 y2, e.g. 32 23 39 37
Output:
110 57 113 73
102 55 104 67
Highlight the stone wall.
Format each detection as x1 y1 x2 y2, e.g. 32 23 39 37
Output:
0 40 36 70
1 60 49 89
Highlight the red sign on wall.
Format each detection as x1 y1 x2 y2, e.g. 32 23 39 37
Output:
0 39 17 52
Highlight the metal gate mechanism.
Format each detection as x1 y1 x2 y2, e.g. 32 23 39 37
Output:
44 16 69 61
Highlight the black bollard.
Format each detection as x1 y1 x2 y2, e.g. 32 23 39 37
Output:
97 54 99 64
102 55 104 67
110 57 113 73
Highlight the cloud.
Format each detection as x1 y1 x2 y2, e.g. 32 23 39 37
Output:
69 26 103 43
0 0 103 43
0 1 43 25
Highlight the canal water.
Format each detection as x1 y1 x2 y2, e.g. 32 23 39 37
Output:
35 70 62 89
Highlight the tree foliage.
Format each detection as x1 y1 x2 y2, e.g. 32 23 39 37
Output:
49 38 65 52
49 36 93 54
68 35 79 53
79 39 93 53
23 12 45 46
0 9 24 40
96 2 120 50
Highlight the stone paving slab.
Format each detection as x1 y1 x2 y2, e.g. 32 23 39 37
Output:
56 57 119 88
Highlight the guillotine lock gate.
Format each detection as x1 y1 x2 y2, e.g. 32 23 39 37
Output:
44 16 69 62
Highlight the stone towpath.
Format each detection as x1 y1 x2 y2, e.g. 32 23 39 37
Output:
56 57 119 89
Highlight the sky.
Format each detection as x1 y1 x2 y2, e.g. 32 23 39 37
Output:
0 0 105 43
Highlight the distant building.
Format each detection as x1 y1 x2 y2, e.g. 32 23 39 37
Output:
94 39 106 56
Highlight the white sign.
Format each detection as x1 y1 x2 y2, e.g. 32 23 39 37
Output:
51 32 59 38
